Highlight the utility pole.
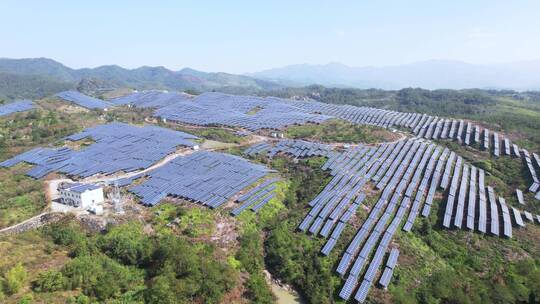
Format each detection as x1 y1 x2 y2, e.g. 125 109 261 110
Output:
112 180 124 214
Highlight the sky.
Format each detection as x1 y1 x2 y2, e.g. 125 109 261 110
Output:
1 1 540 73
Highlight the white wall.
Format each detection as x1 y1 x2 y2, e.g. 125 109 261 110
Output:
80 188 104 209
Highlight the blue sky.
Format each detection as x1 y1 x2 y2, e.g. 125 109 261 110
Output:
1 1 540 73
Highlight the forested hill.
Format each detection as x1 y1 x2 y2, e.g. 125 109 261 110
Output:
0 72 74 101
0 58 283 100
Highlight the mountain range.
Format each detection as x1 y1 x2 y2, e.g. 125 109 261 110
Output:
0 57 283 100
249 60 540 90
1 57 540 101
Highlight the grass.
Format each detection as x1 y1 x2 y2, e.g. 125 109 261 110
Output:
0 164 47 229
286 119 396 144
0 231 71 304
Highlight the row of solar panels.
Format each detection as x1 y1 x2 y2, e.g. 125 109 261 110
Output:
0 122 198 179
411 116 540 198
244 140 335 159
336 140 445 302
441 155 539 237
522 149 540 193
294 139 444 302
0 100 35 117
109 91 191 108
230 178 279 216
414 118 517 157
243 142 272 156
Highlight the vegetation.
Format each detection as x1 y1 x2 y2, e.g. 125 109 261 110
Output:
0 104 102 228
2 83 540 304
286 119 395 143
4 219 236 303
163 123 244 143
0 72 73 101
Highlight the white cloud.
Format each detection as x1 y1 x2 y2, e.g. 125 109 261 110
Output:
335 30 346 37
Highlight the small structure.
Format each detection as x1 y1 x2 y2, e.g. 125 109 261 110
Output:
59 183 104 209
271 132 284 139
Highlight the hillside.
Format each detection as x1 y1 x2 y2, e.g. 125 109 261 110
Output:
0 58 283 99
0 72 73 101
1 89 540 304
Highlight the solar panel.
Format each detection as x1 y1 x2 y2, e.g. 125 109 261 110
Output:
1 122 199 180
0 100 35 117
454 164 469 229
498 197 513 238
354 280 372 303
339 275 358 300
154 92 332 131
516 189 525 205
512 207 525 227
378 267 394 289
56 91 112 110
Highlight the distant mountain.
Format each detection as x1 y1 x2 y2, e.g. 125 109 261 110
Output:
0 58 283 99
249 60 540 90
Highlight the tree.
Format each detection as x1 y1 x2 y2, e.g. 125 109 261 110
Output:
144 275 176 304
97 222 152 266
33 270 66 292
4 263 27 295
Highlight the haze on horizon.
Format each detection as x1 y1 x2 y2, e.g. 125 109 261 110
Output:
2 0 540 74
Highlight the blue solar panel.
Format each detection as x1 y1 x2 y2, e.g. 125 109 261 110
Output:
0 100 34 117
110 91 191 108
56 91 111 109
154 92 332 131
131 151 270 208
1 122 198 179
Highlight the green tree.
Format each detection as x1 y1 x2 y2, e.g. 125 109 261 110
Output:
144 275 176 304
97 222 152 266
4 263 27 295
33 270 66 292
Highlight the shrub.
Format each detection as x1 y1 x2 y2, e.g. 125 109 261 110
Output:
33 270 66 292
4 263 27 295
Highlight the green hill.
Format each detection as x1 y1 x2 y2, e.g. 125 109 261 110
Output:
0 58 283 99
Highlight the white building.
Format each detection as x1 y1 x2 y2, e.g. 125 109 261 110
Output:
59 183 104 209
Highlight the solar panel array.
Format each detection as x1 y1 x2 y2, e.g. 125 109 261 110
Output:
154 92 332 131
243 142 272 156
109 91 191 108
54 90 540 200
231 178 279 216
0 100 35 117
438 157 540 238
56 91 112 110
285 132 540 303
334 140 450 303
523 149 540 193
129 151 270 207
291 138 462 302
406 115 540 197
0 122 198 178
104 90 540 200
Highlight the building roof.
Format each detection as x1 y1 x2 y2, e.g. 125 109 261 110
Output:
61 183 101 193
